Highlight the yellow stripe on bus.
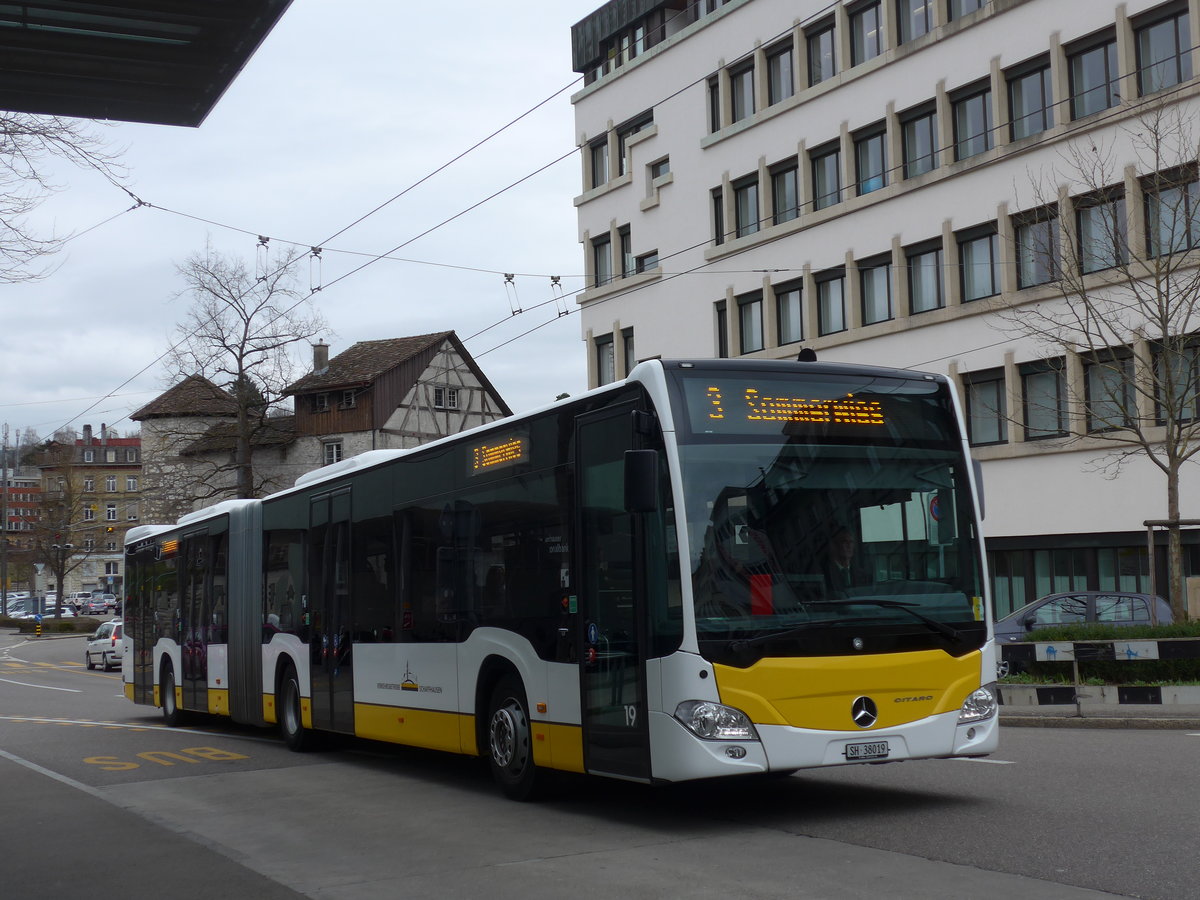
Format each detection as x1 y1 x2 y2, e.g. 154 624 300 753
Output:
715 650 982 731
208 689 230 716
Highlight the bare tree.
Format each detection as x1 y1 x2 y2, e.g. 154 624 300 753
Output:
0 112 124 282
997 103 1200 621
163 245 328 501
27 441 101 617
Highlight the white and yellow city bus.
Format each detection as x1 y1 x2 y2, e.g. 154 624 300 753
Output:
123 358 998 799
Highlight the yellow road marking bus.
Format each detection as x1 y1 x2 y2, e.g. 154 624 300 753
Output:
123 358 998 799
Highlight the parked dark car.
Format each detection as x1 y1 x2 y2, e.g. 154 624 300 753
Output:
995 591 1172 645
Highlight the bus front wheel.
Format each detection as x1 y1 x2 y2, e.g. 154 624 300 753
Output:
487 675 540 800
280 665 316 752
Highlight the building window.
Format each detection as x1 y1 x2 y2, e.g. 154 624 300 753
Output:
855 127 887 195
1136 7 1191 96
907 241 944 313
1085 351 1135 431
105 449 116 463
595 334 616 385
106 541 117 552
953 85 993 160
738 292 764 353
127 503 138 521
1021 360 1068 439
635 250 659 272
1145 169 1200 256
707 76 721 133
433 386 459 410
617 112 652 176
859 258 893 325
776 282 803 344
105 475 116 492
82 538 95 551
1015 209 1060 288
105 562 119 576
771 161 799 224
592 234 612 286
816 272 846 335
1069 37 1118 119
715 300 729 358
1153 339 1200 423
126 449 137 462
622 328 636 376
650 157 670 181
901 105 938 178
733 176 760 238
767 41 795 105
811 143 841 210
339 390 356 409
589 138 609 188
84 507 95 521
313 393 329 412
948 0 986 19
83 477 94 492
83 449 94 462
1008 61 1054 140
898 0 933 43
323 441 344 466
106 503 117 522
730 61 754 123
1076 191 1127 273
807 21 836 86
850 2 883 66
126 476 137 491
619 225 634 277
958 226 1000 300
964 368 1007 445
712 187 726 245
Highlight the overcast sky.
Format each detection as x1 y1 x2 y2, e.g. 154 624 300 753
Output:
0 0 605 446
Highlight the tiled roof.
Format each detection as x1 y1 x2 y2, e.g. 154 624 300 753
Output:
182 415 296 455
286 332 451 393
131 375 239 420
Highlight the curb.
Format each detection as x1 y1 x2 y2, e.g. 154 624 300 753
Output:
1000 715 1200 729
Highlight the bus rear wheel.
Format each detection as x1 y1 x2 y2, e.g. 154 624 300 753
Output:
280 664 317 752
161 665 182 726
487 675 540 800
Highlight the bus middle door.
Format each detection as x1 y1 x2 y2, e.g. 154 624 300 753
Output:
308 488 355 735
575 402 651 781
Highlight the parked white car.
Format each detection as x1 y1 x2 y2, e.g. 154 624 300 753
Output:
85 620 124 671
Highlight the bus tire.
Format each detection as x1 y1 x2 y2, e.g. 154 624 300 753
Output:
486 675 540 801
161 665 183 727
280 664 317 752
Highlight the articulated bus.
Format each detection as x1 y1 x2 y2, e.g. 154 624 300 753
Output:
122 358 998 799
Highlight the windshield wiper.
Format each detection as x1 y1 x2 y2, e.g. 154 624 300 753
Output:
727 618 858 653
836 599 966 644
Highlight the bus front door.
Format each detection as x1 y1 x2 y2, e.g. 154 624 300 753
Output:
576 404 651 781
308 489 355 735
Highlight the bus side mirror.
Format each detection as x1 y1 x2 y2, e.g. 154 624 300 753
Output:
624 450 659 514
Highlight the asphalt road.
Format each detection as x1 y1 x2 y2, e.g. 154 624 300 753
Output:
2 630 1198 900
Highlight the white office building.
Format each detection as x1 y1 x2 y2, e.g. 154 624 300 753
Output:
570 0 1200 615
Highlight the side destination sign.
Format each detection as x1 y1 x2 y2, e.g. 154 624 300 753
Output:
469 434 526 475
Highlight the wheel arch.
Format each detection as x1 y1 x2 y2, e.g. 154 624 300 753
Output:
474 654 523 757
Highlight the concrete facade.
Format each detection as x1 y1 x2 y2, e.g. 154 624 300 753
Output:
570 0 1200 615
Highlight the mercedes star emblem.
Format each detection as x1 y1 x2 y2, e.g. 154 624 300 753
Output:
851 696 878 728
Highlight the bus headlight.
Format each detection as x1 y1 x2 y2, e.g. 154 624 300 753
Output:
674 700 759 740
958 683 998 723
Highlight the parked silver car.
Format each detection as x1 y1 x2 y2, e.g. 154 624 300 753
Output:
85 620 124 671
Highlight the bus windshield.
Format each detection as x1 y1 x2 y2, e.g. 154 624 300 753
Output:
670 369 986 665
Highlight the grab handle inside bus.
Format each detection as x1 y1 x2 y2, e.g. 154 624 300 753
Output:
624 449 659 513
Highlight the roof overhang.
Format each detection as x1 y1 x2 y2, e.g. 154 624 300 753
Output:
0 1 294 127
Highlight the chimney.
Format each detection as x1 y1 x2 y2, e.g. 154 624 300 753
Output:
82 425 92 444
313 341 330 375
100 423 108 445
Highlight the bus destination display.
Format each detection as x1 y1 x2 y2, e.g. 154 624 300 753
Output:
469 435 527 475
688 381 890 436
